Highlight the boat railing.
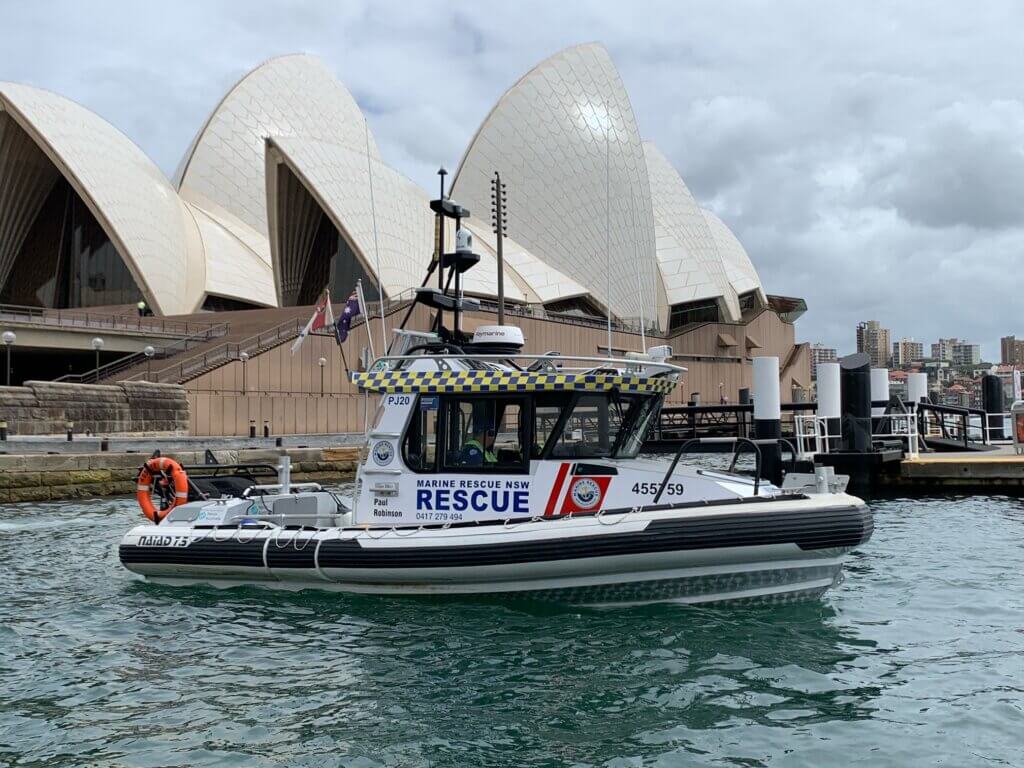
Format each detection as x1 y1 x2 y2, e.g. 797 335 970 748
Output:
873 411 921 460
981 412 1013 444
656 437 764 500
794 415 834 460
371 352 687 376
796 408 921 459
917 402 988 448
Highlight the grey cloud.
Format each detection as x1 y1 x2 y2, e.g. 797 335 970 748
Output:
867 108 1024 230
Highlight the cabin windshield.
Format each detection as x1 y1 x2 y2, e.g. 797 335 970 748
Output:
540 391 660 460
402 390 661 472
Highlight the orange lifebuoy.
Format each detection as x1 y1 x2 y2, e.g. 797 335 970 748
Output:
136 457 190 523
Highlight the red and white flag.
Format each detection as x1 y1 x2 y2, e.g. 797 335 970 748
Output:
291 290 333 354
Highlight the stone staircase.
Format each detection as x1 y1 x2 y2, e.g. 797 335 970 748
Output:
107 294 416 385
108 306 315 384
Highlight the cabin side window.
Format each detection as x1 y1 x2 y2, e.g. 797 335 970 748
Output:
403 396 439 471
441 396 526 472
532 392 569 458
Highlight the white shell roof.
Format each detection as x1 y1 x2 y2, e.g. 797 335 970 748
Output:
701 208 765 302
463 219 589 305
183 202 276 308
266 137 527 304
643 142 740 321
0 51 770 323
451 43 660 324
0 82 194 315
176 55 379 242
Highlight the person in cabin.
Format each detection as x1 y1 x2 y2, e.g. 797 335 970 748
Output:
461 416 498 466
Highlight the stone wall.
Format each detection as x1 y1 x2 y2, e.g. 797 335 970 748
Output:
0 381 189 436
0 446 360 504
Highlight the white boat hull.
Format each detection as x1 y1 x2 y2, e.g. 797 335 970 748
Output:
121 494 870 606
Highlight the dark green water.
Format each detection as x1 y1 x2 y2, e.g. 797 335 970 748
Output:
2 492 1023 767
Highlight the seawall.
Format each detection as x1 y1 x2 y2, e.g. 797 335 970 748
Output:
0 446 361 504
0 380 189 436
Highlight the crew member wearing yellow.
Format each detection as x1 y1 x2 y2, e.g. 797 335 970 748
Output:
461 426 498 466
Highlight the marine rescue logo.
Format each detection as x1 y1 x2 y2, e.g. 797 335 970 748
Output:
372 441 394 466
569 478 602 510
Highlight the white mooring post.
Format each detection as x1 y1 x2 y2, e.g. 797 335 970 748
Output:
817 362 841 450
870 368 890 418
753 356 782 485
908 372 928 407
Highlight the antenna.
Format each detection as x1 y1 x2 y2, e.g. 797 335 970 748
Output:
365 120 387 355
490 171 508 325
437 167 448 291
605 116 612 359
628 178 647 351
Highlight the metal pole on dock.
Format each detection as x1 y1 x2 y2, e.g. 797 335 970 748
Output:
840 353 872 453
982 374 1004 441
908 372 928 437
817 362 841 451
753 356 782 486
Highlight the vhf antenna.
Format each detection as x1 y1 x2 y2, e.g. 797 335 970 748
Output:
490 171 508 326
437 167 447 293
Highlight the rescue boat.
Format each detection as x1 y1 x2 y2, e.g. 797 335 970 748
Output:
119 327 871 605
118 195 871 607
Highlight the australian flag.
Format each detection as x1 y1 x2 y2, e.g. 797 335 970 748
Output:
335 290 361 344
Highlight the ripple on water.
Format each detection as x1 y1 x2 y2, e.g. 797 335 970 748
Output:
1 492 1023 767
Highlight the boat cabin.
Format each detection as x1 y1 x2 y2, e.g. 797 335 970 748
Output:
349 332 750 526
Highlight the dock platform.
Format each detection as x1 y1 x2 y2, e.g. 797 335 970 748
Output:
888 445 1024 491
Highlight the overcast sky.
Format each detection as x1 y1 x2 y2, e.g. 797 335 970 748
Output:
2 0 1021 360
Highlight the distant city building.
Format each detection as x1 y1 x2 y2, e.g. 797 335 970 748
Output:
891 338 923 368
942 382 973 408
952 342 981 366
1001 335 1024 366
931 338 956 362
856 320 891 368
809 343 837 380
931 337 981 366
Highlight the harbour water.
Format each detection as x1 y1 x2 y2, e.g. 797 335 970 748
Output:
2 489 1022 766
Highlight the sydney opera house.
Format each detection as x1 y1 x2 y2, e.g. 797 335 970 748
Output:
0 44 809 433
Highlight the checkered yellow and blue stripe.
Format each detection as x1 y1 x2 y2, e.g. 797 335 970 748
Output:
351 369 679 395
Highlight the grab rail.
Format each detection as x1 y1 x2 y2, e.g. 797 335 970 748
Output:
655 437 763 502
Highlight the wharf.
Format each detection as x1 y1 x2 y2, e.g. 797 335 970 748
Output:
888 445 1024 492
0 445 361 504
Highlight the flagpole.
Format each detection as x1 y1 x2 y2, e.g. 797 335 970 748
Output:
338 341 350 377
365 119 388 356
356 279 375 363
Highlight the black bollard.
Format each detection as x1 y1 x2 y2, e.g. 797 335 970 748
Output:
263 421 270 438
0 419 6 441
981 374 1004 441
249 419 256 439
753 357 783 486
100 438 109 452
840 353 872 452
66 421 74 442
